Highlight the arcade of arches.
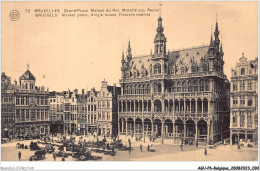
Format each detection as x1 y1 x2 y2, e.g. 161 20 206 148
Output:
118 98 208 115
119 117 211 143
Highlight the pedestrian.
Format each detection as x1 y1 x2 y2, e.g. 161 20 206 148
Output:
18 151 21 161
238 144 240 149
147 144 150 152
140 144 143 152
180 143 183 151
196 140 198 147
112 147 115 153
204 148 207 156
53 153 56 161
128 147 131 155
62 157 65 161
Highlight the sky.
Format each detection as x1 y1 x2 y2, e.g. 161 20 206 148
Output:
1 1 258 92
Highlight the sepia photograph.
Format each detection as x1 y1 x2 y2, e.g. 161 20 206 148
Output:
1 0 259 170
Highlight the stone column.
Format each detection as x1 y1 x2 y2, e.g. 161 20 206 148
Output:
195 99 198 115
162 100 165 113
184 124 186 139
151 120 154 137
142 121 145 138
195 123 198 143
130 101 132 112
202 100 204 114
168 100 170 115
190 100 192 113
134 120 136 136
207 123 210 143
230 130 232 145
126 120 128 136
173 123 175 140
162 122 164 143
184 100 186 114
245 131 248 142
118 117 120 136
69 123 72 135
162 81 165 94
211 122 214 143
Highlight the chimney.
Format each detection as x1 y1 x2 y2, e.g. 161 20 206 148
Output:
14 79 17 85
74 89 78 94
82 89 85 94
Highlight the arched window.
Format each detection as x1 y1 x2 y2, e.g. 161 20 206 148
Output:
205 79 209 91
182 81 186 92
154 63 161 74
158 83 162 93
248 99 253 106
241 68 245 75
177 81 181 92
164 63 168 73
199 80 204 91
173 81 177 92
188 80 193 92
194 80 198 91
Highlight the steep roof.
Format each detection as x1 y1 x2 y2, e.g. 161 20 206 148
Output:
127 45 210 77
20 70 36 80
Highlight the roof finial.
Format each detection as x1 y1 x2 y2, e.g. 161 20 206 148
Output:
27 63 30 71
159 2 162 17
242 52 244 57
216 12 218 22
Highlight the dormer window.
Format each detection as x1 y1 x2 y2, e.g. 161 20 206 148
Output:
154 63 161 74
191 66 196 73
181 67 185 74
241 68 245 75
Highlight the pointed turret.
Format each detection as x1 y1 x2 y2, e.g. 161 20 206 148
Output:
127 40 132 62
214 16 220 52
154 16 167 56
121 51 125 62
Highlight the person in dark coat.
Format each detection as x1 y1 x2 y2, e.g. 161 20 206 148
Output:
204 148 207 155
180 143 183 151
140 144 143 152
128 147 131 155
18 151 21 161
147 144 150 151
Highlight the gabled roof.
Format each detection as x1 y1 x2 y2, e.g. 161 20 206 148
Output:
20 70 36 80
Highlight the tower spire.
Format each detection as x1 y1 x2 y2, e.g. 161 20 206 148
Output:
127 40 132 62
27 63 30 71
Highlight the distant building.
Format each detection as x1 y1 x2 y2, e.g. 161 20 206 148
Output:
96 80 121 137
14 68 50 136
230 53 258 146
118 16 230 144
1 72 15 138
49 91 65 134
86 88 98 135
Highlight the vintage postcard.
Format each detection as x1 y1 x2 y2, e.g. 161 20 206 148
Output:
1 1 259 170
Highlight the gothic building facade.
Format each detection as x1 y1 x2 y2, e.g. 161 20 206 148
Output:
230 54 258 146
96 80 121 137
14 68 50 136
118 16 230 144
1 72 15 138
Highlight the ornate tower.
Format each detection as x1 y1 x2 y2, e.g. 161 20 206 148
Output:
214 19 220 53
121 51 126 78
154 16 167 57
127 40 132 62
